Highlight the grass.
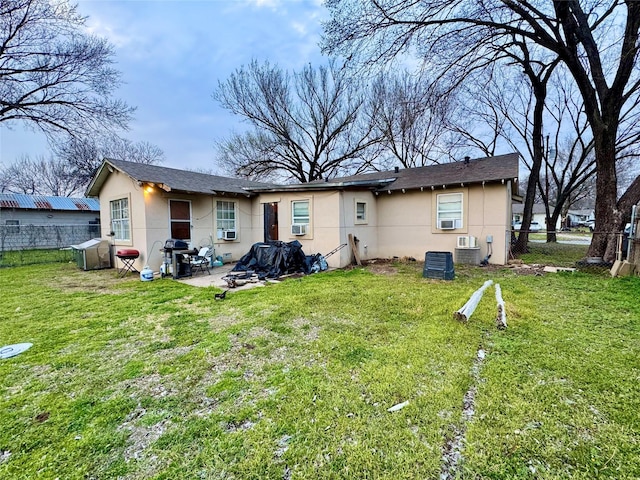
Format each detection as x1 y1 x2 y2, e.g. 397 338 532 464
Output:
1 261 639 479
0 248 75 268
520 242 589 267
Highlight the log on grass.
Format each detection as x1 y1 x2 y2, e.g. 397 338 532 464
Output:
495 283 507 330
454 280 494 322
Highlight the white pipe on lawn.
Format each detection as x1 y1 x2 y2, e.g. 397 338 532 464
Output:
495 283 507 330
454 280 494 322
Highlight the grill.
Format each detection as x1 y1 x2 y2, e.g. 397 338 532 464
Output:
116 248 140 277
161 239 192 279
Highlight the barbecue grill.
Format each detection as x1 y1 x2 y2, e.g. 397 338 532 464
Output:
116 248 139 277
161 239 192 279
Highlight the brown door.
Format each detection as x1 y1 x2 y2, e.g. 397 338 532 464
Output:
264 203 278 242
169 200 191 240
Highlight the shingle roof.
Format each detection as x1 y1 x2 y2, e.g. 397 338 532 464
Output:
0 193 100 211
252 153 520 193
86 159 274 197
512 203 549 215
86 154 519 197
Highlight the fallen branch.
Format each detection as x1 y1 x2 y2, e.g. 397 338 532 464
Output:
495 283 507 330
454 280 494 322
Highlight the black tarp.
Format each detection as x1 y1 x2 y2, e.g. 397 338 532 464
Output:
231 241 312 279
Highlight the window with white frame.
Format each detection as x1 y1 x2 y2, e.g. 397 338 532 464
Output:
292 200 310 226
436 193 463 229
216 201 236 234
355 200 367 224
110 198 130 241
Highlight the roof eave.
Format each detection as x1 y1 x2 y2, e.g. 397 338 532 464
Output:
246 178 396 193
380 177 518 193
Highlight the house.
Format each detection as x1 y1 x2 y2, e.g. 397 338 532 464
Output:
85 154 519 272
566 209 595 227
511 203 562 230
0 193 101 250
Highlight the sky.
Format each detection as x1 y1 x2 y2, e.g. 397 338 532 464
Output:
0 0 329 172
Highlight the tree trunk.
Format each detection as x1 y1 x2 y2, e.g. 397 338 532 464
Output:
512 75 547 255
588 131 622 262
546 218 558 243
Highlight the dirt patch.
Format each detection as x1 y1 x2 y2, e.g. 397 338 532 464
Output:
118 373 177 399
365 263 398 275
41 268 128 293
440 347 486 479
291 317 320 342
118 405 171 463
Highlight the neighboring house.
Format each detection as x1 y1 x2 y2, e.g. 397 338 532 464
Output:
511 203 562 230
0 193 101 250
86 154 520 271
566 209 595 227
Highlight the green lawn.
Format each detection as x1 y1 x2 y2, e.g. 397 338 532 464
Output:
1 262 639 479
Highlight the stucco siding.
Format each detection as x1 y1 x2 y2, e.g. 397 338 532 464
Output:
374 184 511 265
338 191 378 264
282 191 342 267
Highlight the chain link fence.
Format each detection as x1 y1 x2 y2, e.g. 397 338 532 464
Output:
0 224 101 267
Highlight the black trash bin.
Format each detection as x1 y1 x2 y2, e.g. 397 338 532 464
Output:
423 251 454 280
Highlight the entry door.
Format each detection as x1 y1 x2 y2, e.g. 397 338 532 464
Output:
264 203 278 242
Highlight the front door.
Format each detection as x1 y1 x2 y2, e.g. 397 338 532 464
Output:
264 203 278 242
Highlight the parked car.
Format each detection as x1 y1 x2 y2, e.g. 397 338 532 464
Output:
576 219 595 231
512 221 541 232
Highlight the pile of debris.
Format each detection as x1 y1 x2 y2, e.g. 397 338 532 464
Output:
225 240 327 283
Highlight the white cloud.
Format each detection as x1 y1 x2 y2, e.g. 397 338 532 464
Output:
291 20 307 35
249 0 279 7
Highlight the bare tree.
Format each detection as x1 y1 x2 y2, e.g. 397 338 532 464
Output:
323 0 640 261
0 0 134 137
0 154 85 196
213 60 380 183
51 134 165 190
1 134 164 197
367 71 461 169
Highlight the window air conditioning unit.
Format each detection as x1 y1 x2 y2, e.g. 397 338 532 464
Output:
291 224 307 236
439 219 455 230
457 235 478 248
222 230 236 241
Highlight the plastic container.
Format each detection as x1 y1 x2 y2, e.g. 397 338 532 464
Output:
423 251 455 280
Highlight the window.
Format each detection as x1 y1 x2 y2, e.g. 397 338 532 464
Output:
292 200 310 225
216 201 236 234
110 198 130 241
170 200 191 240
5 220 19 234
355 201 367 224
437 193 463 229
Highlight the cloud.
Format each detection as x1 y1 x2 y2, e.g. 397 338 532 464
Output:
246 0 280 8
3 0 332 171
